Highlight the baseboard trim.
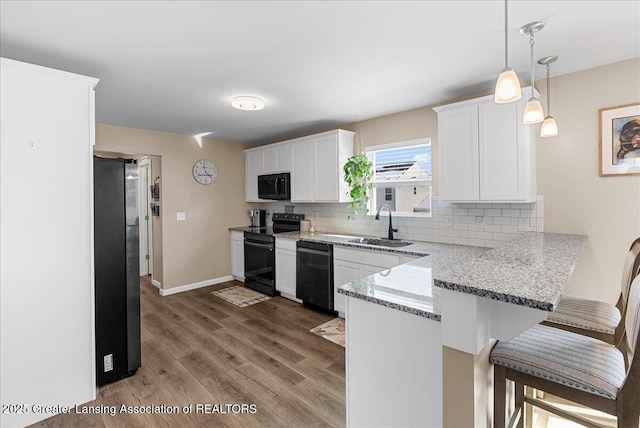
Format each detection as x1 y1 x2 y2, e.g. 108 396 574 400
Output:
159 275 234 296
151 279 162 288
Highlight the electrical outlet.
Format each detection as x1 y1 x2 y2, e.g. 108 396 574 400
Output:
104 354 113 372
177 212 186 221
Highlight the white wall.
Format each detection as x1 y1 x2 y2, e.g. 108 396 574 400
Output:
96 124 251 292
536 58 640 303
0 58 98 427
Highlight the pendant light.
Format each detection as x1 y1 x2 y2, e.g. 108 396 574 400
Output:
520 22 545 124
538 55 559 137
494 0 522 103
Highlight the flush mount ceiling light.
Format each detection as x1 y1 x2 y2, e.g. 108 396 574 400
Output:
521 21 545 124
538 55 559 137
494 0 522 103
231 96 265 111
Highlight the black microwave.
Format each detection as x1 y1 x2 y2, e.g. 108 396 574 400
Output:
258 173 291 200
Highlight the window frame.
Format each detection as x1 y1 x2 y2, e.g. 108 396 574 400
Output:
364 138 433 218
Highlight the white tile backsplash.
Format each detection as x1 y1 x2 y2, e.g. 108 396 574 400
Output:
260 196 544 248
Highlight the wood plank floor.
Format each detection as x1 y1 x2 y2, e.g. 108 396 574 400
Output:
30 276 345 428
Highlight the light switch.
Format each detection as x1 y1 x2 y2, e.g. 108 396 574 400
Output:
177 212 186 221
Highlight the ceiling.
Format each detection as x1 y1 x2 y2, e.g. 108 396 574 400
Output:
1 1 639 145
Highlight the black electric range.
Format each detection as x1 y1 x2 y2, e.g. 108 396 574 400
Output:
243 213 304 296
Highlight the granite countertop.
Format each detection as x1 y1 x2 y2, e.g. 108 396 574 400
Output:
433 232 588 311
337 244 488 321
229 226 265 232
231 227 587 318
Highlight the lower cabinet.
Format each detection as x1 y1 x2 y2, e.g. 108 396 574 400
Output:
334 259 365 316
270 240 423 311
333 246 421 317
275 238 299 301
231 231 245 281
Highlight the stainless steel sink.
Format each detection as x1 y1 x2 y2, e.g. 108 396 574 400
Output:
348 238 412 248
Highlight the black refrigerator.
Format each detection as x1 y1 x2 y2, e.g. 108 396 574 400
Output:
94 157 141 385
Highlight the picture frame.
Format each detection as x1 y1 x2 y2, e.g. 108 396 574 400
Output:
599 102 640 176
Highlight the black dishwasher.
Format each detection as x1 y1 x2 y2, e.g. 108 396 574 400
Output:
296 241 334 311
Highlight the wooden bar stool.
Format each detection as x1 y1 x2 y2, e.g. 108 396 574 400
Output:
543 238 640 344
491 274 640 428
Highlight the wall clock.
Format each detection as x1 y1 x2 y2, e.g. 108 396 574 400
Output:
192 159 217 185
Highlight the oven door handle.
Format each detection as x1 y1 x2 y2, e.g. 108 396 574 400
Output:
245 240 274 251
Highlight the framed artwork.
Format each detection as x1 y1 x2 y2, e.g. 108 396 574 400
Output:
599 103 640 176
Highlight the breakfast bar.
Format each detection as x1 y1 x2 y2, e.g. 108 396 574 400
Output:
338 232 588 428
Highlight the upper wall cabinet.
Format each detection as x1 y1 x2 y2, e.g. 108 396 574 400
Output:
290 129 354 203
261 143 291 173
245 141 291 202
245 129 354 203
434 89 536 202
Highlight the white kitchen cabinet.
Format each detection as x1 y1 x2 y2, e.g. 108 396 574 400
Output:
245 142 291 202
333 246 420 317
1 58 99 427
275 238 299 301
291 139 313 201
230 231 245 281
290 129 354 202
334 259 365 315
261 142 290 173
244 149 264 202
434 89 536 202
245 129 353 203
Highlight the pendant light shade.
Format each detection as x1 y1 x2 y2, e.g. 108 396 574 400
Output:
494 0 522 103
495 68 521 103
520 22 545 124
523 97 545 124
538 55 559 137
540 116 558 137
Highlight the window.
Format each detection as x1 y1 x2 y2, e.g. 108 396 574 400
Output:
366 138 432 217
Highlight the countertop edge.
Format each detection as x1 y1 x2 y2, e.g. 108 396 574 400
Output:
433 279 555 311
338 288 442 321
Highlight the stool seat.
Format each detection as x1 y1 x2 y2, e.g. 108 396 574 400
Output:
492 274 640 428
547 296 621 335
542 238 640 345
490 324 625 400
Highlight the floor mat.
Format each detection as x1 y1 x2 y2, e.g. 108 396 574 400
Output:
211 286 271 307
310 318 345 347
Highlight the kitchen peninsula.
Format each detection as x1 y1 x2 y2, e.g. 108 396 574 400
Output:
337 232 587 428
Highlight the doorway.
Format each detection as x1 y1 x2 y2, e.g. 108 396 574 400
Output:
139 157 153 276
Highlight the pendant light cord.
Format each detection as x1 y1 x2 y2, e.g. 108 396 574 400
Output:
529 32 535 95
504 0 508 67
546 64 551 113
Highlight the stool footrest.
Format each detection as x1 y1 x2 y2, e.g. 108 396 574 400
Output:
523 396 605 428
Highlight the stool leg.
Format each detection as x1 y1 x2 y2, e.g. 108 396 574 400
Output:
495 365 507 428
617 388 640 428
515 381 525 428
524 387 534 428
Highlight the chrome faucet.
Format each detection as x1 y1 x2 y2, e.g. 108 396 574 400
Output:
375 204 398 240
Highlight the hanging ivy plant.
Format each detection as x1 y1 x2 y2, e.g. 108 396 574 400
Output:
343 153 374 219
